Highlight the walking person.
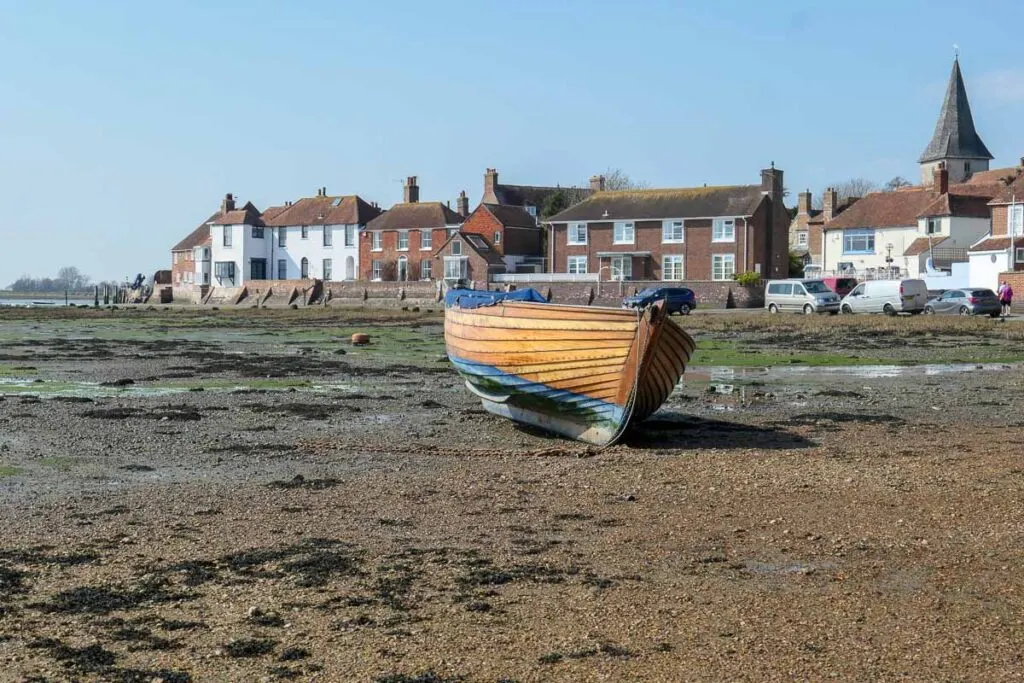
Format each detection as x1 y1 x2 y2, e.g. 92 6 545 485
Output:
997 280 1014 317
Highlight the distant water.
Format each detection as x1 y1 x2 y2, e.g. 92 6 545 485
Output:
0 298 94 307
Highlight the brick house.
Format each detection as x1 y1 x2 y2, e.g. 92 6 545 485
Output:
432 231 506 285
480 167 592 221
968 169 1024 290
546 166 790 282
361 177 465 281
789 189 857 267
459 203 547 273
171 193 236 287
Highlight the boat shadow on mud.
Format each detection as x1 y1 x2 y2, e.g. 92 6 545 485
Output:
623 414 816 451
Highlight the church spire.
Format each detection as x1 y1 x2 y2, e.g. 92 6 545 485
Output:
919 57 993 164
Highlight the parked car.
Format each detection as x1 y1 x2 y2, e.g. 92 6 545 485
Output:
622 287 696 315
821 276 858 298
764 279 841 315
923 288 1001 317
840 279 928 315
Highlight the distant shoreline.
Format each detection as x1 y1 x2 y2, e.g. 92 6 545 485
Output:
0 290 96 300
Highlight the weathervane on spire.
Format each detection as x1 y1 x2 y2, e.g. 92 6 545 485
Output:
953 43 959 59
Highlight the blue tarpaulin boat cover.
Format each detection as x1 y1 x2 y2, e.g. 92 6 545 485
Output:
445 288 548 309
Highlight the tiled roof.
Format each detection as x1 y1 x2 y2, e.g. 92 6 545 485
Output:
212 202 263 226
490 183 591 209
366 202 465 232
904 236 950 256
483 203 539 228
946 182 1006 198
917 193 993 219
263 195 381 227
546 185 766 223
990 173 1024 205
919 58 993 163
172 212 218 252
970 236 1023 252
966 167 1020 185
434 231 506 266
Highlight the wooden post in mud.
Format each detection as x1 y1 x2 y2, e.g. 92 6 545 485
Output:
64 290 68 307
94 286 99 308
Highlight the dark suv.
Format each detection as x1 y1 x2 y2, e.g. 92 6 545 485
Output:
622 287 697 315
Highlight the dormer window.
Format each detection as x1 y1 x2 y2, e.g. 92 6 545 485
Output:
927 219 939 235
525 205 537 217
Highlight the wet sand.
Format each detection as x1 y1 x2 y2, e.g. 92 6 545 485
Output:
1 308 1023 681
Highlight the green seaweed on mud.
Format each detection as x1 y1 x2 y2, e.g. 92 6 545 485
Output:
0 466 24 478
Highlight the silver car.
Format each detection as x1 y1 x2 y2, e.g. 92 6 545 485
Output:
765 279 842 315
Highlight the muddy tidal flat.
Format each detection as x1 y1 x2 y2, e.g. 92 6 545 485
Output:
1 307 1023 682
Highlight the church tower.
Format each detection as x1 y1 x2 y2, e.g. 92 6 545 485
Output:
919 57 993 184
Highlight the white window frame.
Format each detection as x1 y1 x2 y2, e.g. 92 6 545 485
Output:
662 254 684 281
344 225 355 247
494 231 501 245
371 232 382 251
712 254 736 281
613 221 635 245
278 228 286 247
662 220 684 244
525 205 537 218
797 231 808 246
443 256 467 280
323 226 333 247
451 240 462 256
277 259 287 279
568 223 588 245
222 226 232 248
927 219 940 235
371 260 383 281
1010 204 1024 237
420 229 433 250
322 258 332 280
712 218 736 243
1017 247 1024 262
421 259 432 280
610 255 632 280
301 225 309 240
567 256 587 274
397 230 409 251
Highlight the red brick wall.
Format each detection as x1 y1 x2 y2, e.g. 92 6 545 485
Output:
1000 272 1024 310
360 228 448 280
171 250 195 285
461 210 504 256
992 206 1008 236
434 237 504 283
526 280 764 309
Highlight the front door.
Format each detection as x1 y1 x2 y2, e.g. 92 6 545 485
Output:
398 257 408 282
250 259 267 280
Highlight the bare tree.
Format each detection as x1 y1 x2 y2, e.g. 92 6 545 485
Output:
812 178 877 208
883 176 913 191
56 266 90 291
603 167 648 191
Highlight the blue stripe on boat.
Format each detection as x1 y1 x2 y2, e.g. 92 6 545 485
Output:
448 355 625 424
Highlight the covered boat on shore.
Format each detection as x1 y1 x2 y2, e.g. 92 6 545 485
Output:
444 288 695 446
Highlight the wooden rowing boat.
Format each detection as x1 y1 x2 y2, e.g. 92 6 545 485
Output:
444 289 696 446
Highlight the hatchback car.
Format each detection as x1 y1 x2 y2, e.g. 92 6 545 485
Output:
923 288 1001 317
622 287 697 315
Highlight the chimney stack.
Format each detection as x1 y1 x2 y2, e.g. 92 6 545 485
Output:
483 168 499 203
760 164 784 202
933 162 949 194
798 190 812 217
822 187 838 222
589 174 606 192
404 176 419 203
456 190 469 216
221 193 236 213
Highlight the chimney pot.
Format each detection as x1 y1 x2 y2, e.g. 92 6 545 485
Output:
823 188 838 222
221 193 236 213
798 190 812 216
456 190 470 217
589 174 606 192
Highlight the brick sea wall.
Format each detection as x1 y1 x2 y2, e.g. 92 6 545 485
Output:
512 280 764 309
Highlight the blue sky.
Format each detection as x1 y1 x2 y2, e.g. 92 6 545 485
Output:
2 0 1023 285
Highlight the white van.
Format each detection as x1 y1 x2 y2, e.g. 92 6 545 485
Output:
840 279 928 315
764 279 842 314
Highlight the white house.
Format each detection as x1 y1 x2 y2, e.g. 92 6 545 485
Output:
968 172 1024 289
821 166 1005 278
207 189 382 287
